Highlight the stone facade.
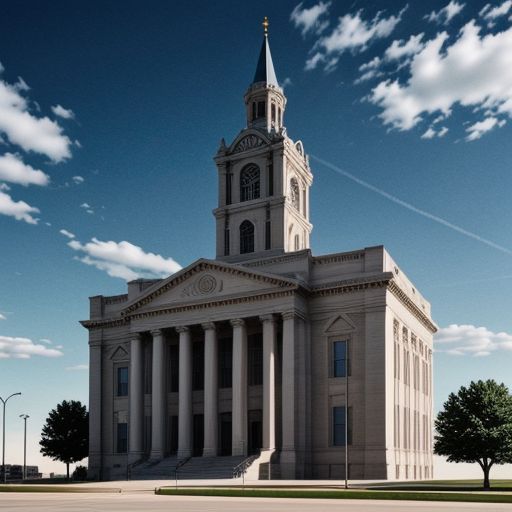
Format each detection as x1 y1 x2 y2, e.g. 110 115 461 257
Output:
82 29 436 481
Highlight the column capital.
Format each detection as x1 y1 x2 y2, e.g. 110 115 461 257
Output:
175 325 190 334
150 329 163 337
201 322 216 331
281 311 296 321
130 332 143 341
260 314 276 324
230 318 245 328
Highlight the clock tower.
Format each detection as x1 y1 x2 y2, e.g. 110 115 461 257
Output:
213 18 313 261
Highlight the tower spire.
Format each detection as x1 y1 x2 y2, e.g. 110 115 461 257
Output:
252 17 278 87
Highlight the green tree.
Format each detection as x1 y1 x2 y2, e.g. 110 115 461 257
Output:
39 400 88 479
434 380 512 490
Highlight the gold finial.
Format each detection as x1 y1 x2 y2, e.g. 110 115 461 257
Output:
263 16 269 36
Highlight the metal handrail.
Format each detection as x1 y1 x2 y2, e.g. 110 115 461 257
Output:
232 454 258 482
174 456 191 489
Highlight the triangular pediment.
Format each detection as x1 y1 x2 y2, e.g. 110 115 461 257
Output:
228 129 271 155
122 259 299 316
109 345 128 361
324 314 356 334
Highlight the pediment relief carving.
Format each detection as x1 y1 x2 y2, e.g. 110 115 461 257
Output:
181 273 223 298
109 345 128 361
324 313 356 334
233 134 266 153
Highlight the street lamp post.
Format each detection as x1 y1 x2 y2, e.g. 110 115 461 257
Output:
1 393 21 483
19 414 29 480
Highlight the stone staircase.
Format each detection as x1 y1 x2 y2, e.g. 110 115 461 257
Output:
176 455 247 479
129 455 249 480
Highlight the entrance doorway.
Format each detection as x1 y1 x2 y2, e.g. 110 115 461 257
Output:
219 412 232 456
248 409 262 455
193 414 204 457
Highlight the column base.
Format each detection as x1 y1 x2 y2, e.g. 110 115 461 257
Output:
280 450 296 479
177 448 192 459
202 447 218 457
232 445 247 457
149 450 164 461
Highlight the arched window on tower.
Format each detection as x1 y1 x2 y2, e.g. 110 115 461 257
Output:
290 177 300 211
240 220 255 254
294 234 300 251
240 164 260 202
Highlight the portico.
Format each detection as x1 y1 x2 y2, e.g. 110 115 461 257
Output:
127 308 299 464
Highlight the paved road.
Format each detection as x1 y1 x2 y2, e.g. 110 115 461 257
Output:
1 494 511 512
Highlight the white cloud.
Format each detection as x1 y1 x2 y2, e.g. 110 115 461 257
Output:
303 6 406 71
291 1 331 36
425 1 465 25
369 21 512 138
280 77 293 89
465 116 506 141
51 104 75 120
0 76 72 162
0 189 39 224
59 229 75 239
0 313 6 320
67 237 182 281
438 126 449 137
421 127 436 139
435 324 512 357
385 33 424 61
80 202 91 208
0 335 63 359
0 183 10 191
66 364 88 371
480 1 512 24
39 338 52 344
0 62 3 74
14 77 30 92
0 152 49 186
72 175 84 184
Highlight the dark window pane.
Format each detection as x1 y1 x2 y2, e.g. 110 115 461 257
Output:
240 220 255 254
219 337 232 388
248 334 263 386
240 165 260 202
117 367 128 396
257 101 265 118
192 341 204 391
169 344 179 392
333 341 347 378
117 423 128 453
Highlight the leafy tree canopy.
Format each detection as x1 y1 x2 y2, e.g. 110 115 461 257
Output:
434 380 512 489
39 400 88 478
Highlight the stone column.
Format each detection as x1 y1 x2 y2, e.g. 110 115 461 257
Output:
150 329 166 460
231 318 247 456
88 340 102 480
177 326 193 459
260 314 276 452
202 322 218 457
129 333 144 463
281 311 296 477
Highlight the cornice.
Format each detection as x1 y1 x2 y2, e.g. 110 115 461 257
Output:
81 317 128 331
103 294 128 305
311 274 393 297
127 289 296 321
122 260 299 316
388 280 438 334
313 251 365 265
243 249 311 268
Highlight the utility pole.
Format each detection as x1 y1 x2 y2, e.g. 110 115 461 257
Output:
1 393 22 483
19 414 29 480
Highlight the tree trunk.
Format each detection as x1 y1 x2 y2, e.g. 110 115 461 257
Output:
483 466 490 490
66 463 70 480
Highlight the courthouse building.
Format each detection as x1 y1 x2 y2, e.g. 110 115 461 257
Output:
82 24 436 481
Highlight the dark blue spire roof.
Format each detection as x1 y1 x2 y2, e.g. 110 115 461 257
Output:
252 35 279 87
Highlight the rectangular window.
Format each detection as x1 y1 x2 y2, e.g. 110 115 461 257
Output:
224 228 230 256
192 341 204 391
333 340 348 377
252 102 256 121
225 173 232 205
332 406 352 446
257 101 265 119
117 423 128 453
248 333 263 386
265 220 271 250
117 367 128 396
144 342 152 394
268 163 274 196
169 344 179 392
219 337 232 388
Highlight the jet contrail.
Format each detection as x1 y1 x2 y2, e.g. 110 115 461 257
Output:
310 154 512 256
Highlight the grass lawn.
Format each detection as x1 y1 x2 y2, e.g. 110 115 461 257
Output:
366 479 512 492
156 487 512 503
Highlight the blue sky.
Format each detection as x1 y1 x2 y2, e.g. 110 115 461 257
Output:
1 0 512 476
